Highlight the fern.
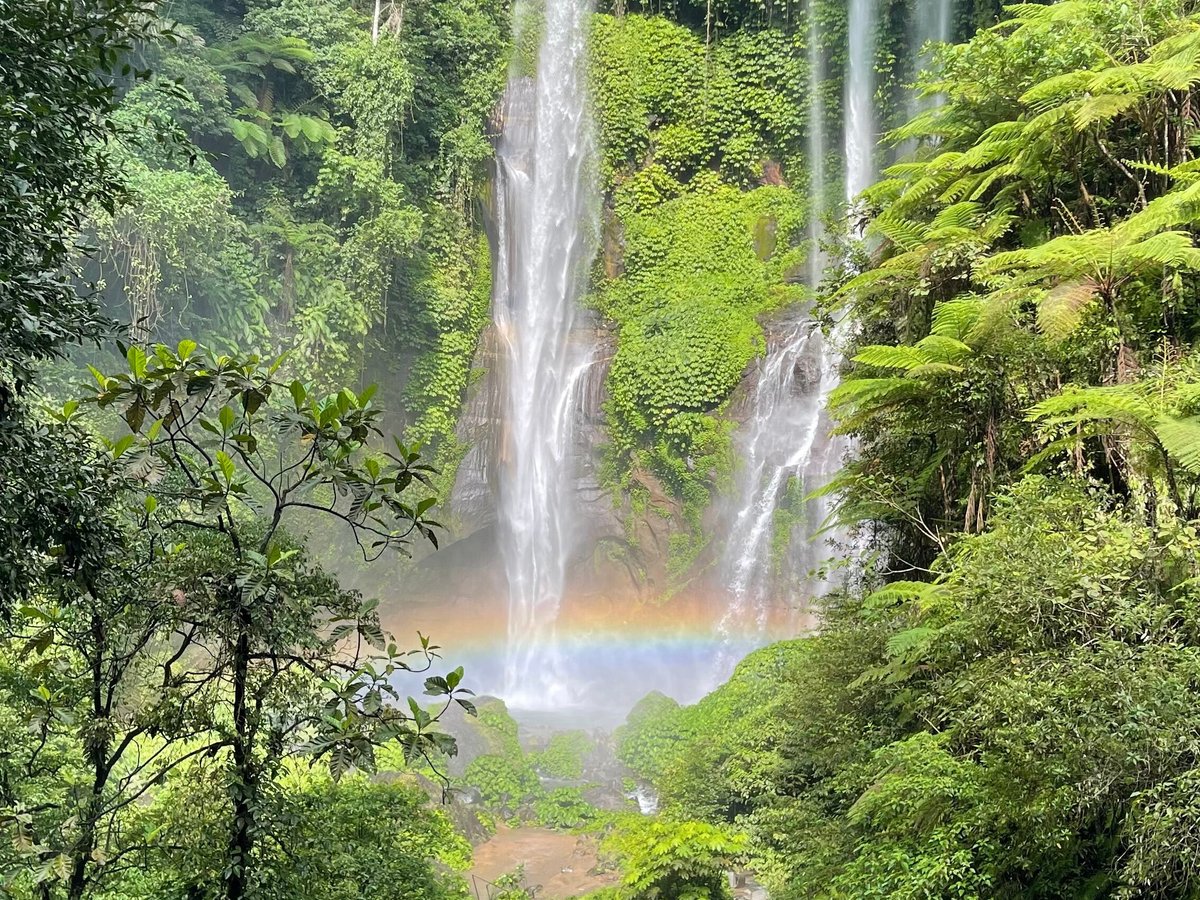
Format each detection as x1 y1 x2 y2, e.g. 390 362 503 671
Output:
1154 416 1200 473
1038 278 1100 341
930 297 986 340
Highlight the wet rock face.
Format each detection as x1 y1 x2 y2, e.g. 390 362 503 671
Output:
448 326 503 535
434 315 652 607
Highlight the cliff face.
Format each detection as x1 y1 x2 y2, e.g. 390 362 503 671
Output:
425 313 665 610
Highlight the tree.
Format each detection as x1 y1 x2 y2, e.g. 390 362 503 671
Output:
0 0 159 603
62 342 474 900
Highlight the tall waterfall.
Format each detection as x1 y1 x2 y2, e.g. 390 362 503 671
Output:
909 0 953 116
844 0 878 202
493 0 599 709
806 0 826 286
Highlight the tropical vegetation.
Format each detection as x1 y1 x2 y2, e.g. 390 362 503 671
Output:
11 0 1200 897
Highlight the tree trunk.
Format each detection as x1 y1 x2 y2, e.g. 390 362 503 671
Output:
67 614 111 900
224 609 254 900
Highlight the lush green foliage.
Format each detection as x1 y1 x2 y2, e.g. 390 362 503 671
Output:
589 12 822 557
21 0 1200 897
3 342 477 899
531 729 593 779
101 766 472 899
597 815 747 900
91 0 509 489
619 4 1200 898
830 0 1200 562
456 704 602 829
0 0 158 608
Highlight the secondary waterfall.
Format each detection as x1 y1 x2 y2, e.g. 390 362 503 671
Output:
493 0 599 709
844 0 878 202
715 319 845 669
714 0 891 665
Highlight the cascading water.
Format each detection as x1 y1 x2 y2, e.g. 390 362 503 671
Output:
908 0 953 119
493 0 599 709
434 0 960 718
715 319 846 672
806 0 827 286
714 0 887 668
844 0 878 202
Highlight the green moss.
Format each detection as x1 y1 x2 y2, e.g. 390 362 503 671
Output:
400 231 493 507
597 178 808 550
768 474 809 574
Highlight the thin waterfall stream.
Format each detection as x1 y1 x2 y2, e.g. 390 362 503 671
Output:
710 0 881 669
806 0 827 287
844 0 878 203
715 318 846 674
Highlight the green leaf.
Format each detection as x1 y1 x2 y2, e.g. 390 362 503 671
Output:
111 434 136 459
216 450 236 484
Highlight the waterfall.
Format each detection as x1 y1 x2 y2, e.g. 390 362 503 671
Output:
806 0 826 286
714 0 886 669
493 0 599 709
909 0 953 120
912 0 953 69
844 0 878 202
714 319 845 672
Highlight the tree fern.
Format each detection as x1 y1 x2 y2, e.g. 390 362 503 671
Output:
1154 416 1200 473
1037 278 1100 341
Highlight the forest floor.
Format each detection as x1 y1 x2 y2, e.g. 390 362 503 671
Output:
466 825 619 898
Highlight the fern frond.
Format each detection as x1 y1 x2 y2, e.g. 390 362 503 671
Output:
829 377 924 411
1121 231 1200 270
871 212 929 251
915 334 975 360
906 362 965 378
1037 278 1099 341
1028 385 1155 429
864 581 940 611
930 297 985 340
853 346 930 372
1154 415 1200 473
1073 93 1142 129
886 626 940 660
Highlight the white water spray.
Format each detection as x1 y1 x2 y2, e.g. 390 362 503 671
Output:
909 0 953 119
715 319 846 672
493 0 599 709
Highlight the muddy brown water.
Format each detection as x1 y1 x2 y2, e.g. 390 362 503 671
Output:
467 825 619 899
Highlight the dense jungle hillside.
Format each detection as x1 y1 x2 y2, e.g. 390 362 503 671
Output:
7 0 1200 898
